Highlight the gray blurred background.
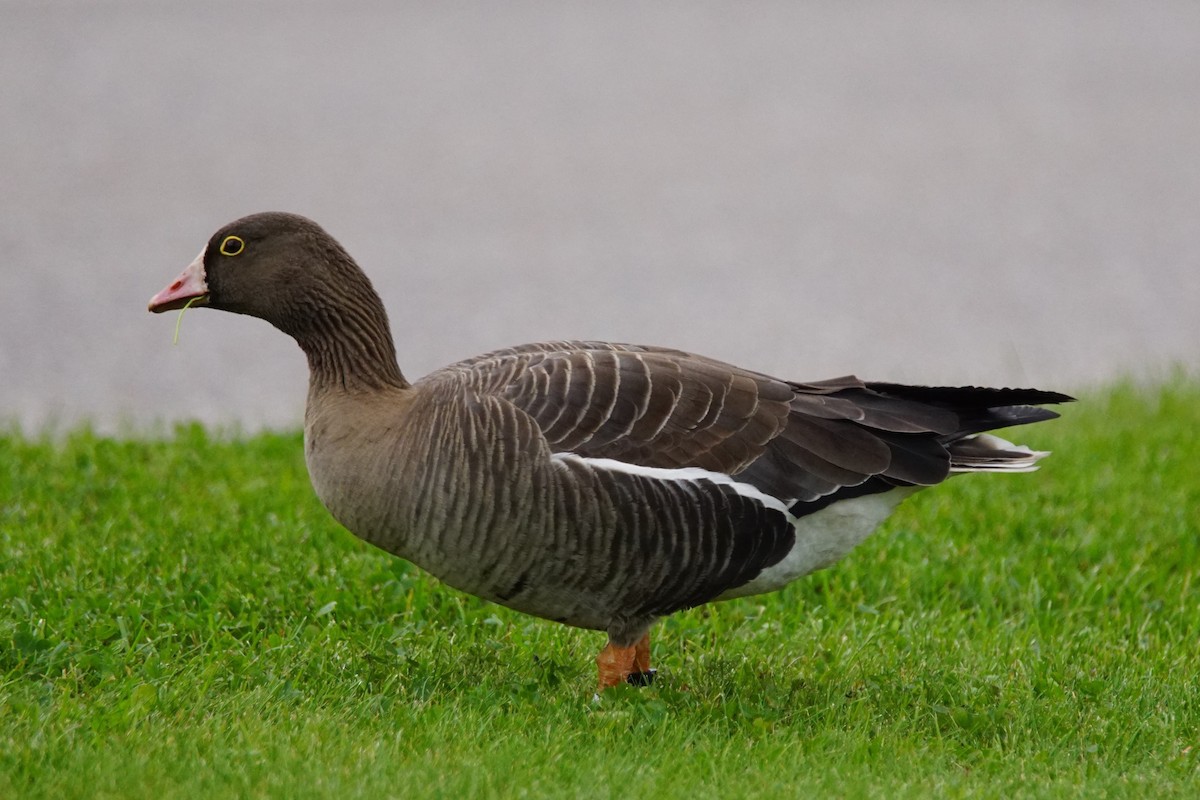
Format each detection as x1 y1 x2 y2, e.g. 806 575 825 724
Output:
2 1 1197 434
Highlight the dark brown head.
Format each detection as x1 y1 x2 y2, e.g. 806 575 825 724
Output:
150 212 362 330
150 212 405 388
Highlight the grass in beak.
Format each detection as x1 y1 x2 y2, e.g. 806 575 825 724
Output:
172 296 201 345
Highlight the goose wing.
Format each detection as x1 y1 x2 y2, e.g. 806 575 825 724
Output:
434 341 793 470
429 341 1071 507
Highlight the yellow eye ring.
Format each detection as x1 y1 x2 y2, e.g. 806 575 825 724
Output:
219 235 245 256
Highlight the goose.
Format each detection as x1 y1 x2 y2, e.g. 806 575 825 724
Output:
149 212 1071 691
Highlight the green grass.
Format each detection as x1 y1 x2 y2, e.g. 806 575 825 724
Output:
2 381 1198 798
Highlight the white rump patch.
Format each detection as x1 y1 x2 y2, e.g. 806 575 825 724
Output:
949 433 1051 474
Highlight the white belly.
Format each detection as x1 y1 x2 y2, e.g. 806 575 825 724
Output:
719 488 916 600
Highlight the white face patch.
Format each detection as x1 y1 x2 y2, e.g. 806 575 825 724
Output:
180 246 208 288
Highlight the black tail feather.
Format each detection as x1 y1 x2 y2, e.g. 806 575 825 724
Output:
863 383 1073 440
864 383 1075 410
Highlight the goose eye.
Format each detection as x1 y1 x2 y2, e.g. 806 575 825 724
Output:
219 235 245 257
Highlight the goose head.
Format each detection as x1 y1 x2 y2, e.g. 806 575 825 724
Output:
149 212 403 388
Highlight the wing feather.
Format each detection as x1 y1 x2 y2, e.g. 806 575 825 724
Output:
422 341 1070 512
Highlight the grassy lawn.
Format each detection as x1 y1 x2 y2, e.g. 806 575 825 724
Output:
2 380 1198 798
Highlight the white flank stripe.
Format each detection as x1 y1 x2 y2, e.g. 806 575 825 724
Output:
550 453 795 519
552 453 915 600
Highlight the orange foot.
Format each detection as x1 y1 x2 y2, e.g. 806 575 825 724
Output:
596 632 655 691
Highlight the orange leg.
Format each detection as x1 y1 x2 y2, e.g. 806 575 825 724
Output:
632 632 652 673
596 632 654 691
596 640 637 691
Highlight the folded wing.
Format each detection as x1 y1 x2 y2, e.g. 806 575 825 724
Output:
430 341 1072 510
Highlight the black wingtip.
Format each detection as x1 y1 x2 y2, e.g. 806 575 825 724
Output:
1027 389 1076 405
988 404 1063 426
865 382 1075 409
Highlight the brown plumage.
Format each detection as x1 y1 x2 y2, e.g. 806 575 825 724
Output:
149 212 1072 690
